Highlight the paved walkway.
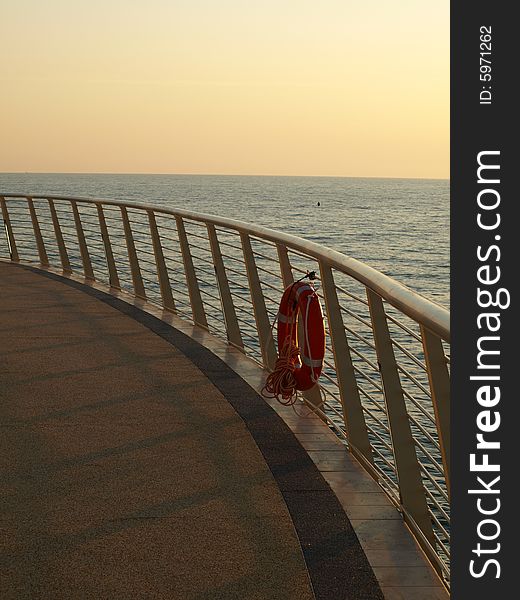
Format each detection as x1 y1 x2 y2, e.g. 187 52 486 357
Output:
0 263 382 600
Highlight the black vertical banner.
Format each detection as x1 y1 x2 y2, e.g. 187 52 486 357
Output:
451 3 515 599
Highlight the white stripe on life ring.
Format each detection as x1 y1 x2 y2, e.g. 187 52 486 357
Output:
294 284 313 300
301 354 323 368
278 313 297 324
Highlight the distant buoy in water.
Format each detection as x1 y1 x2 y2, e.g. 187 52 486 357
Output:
317 202 321 207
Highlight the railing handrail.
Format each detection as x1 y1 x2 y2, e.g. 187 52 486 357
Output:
0 193 450 341
1 191 451 581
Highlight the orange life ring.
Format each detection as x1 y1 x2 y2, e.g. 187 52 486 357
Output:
276 281 325 392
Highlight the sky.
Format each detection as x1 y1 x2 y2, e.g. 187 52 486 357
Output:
1 1 449 178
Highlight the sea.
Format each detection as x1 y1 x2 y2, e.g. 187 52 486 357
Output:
0 173 449 308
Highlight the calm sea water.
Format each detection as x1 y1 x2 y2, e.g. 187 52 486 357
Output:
0 173 449 308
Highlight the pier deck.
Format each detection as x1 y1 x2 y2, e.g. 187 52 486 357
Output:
0 262 385 599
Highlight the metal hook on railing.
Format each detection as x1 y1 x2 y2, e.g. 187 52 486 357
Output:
296 270 317 282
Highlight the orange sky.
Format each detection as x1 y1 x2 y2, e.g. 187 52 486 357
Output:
1 1 449 178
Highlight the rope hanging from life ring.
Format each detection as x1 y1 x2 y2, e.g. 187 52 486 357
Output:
262 273 326 406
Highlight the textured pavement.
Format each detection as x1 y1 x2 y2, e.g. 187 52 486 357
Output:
0 262 384 600
0 262 316 599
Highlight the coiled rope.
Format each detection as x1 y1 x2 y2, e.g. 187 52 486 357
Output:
261 316 300 405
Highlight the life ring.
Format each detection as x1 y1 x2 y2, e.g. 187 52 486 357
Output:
262 281 325 404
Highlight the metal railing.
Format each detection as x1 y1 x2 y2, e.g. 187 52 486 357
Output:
0 193 450 582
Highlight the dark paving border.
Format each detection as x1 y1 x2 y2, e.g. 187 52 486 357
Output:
18 265 384 600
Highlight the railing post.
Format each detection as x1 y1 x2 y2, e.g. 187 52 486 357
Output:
120 206 146 299
276 243 323 412
0 197 19 261
175 216 207 329
367 288 435 545
148 210 175 312
27 197 48 267
47 199 71 273
71 200 94 279
96 204 120 289
207 223 243 349
241 233 277 369
421 326 451 497
276 243 293 288
320 262 373 464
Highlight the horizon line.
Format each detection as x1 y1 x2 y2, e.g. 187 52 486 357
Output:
0 171 450 181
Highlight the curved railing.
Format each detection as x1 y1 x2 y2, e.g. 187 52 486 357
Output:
0 193 450 582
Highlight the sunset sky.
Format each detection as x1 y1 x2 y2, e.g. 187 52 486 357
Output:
1 1 448 178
